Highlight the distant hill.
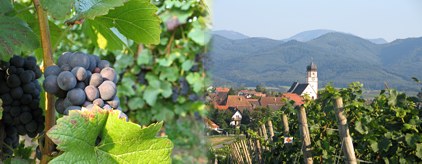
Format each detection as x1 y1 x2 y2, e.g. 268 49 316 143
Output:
209 31 422 91
282 29 338 42
212 30 249 40
368 38 388 44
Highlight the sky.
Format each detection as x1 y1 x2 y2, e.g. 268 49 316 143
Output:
212 0 422 42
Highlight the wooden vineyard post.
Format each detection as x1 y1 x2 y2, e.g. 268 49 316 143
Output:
334 97 357 164
255 139 262 162
240 140 252 164
267 120 274 141
261 124 268 141
214 154 218 164
249 139 258 163
235 142 246 164
297 106 313 164
282 114 289 137
243 140 253 164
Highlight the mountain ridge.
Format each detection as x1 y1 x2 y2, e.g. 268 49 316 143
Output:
209 31 422 91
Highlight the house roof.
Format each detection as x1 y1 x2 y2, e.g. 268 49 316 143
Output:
216 87 230 93
287 82 309 95
259 97 284 107
204 117 219 129
246 99 260 108
281 93 304 106
216 92 228 105
227 95 252 108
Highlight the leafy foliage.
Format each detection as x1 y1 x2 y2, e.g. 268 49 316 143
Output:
47 108 173 163
0 16 39 59
89 0 162 45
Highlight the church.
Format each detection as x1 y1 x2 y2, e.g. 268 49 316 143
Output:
287 62 318 99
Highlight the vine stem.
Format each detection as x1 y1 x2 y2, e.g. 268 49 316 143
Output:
32 0 56 163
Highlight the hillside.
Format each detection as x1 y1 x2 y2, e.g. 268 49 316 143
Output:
212 30 249 40
209 31 422 91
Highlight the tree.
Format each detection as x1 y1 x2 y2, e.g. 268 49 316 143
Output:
255 84 267 93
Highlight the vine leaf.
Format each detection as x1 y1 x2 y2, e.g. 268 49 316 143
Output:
40 0 74 19
41 0 126 21
47 107 173 163
0 0 13 15
417 143 422 159
72 0 127 20
0 16 39 59
83 20 126 50
186 72 204 93
93 0 161 44
188 21 210 46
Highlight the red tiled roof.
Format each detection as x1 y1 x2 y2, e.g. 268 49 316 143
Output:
216 87 230 93
227 95 252 107
259 97 284 107
204 117 219 129
281 93 304 106
254 93 266 97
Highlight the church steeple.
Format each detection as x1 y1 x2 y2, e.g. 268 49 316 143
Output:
306 62 318 99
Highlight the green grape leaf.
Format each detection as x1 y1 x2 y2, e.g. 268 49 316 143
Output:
160 81 172 98
40 0 74 19
188 21 210 46
186 72 204 93
405 133 420 148
47 108 173 163
94 0 161 44
117 76 136 96
159 66 179 82
0 16 39 59
355 120 366 134
0 0 13 15
128 97 144 110
143 86 160 106
66 0 127 22
181 60 194 71
83 20 126 50
417 143 422 159
137 49 153 65
370 140 379 152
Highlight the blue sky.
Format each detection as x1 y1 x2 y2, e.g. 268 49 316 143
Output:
212 0 422 41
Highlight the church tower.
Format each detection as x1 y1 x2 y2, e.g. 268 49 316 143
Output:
306 62 318 98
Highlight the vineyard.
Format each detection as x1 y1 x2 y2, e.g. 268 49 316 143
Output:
1 0 209 163
210 82 422 163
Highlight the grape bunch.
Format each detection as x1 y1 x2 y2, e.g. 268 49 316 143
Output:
43 52 126 119
0 55 44 157
0 126 19 158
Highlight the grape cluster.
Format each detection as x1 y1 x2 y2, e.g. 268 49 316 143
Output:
43 52 126 119
0 55 44 157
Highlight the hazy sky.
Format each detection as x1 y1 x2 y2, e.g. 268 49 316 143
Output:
212 0 422 41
